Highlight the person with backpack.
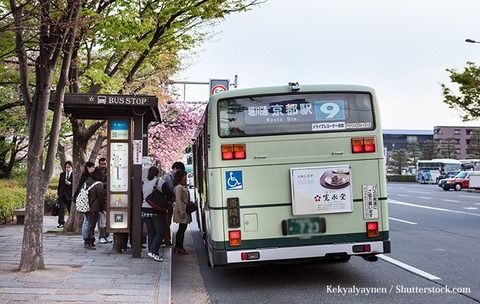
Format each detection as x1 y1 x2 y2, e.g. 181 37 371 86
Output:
73 162 96 246
82 167 106 250
142 166 172 262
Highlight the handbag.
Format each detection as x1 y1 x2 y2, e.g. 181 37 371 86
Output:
52 202 60 216
186 202 198 214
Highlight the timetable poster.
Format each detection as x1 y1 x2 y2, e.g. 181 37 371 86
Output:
110 142 129 192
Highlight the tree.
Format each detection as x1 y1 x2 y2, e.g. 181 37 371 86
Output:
441 62 480 122
466 129 480 159
2 0 264 272
438 138 457 159
420 140 438 160
389 149 410 175
407 141 421 166
149 102 205 172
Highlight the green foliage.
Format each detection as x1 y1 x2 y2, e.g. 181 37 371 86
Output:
466 129 480 158
0 180 26 224
438 138 457 159
0 180 59 223
420 140 438 160
441 61 480 121
44 188 58 214
389 149 411 175
386 175 417 182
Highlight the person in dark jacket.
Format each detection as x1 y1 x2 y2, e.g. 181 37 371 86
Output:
83 167 106 250
57 161 73 228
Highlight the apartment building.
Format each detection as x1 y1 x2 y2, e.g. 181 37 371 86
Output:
433 126 480 159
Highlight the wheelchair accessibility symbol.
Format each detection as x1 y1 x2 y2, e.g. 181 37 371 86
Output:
226 171 243 190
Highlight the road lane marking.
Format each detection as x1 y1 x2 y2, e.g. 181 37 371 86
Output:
378 254 441 281
443 199 460 203
389 199 480 217
462 207 477 210
397 194 409 197
459 195 480 199
418 196 431 200
389 217 417 225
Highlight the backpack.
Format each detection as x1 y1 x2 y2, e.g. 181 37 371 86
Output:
75 181 101 213
145 180 168 213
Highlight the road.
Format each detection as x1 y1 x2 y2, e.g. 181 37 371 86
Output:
171 183 480 304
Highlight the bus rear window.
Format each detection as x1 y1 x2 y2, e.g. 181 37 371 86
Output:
218 92 375 137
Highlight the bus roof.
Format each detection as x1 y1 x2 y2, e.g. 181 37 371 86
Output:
209 84 376 101
418 159 462 164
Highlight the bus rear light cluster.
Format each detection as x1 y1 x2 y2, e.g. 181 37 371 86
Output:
352 137 376 153
366 221 379 238
229 230 242 246
241 252 260 261
352 244 371 253
222 144 246 160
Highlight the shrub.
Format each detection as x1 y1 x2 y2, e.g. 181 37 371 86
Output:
0 181 26 224
0 180 60 223
387 175 417 182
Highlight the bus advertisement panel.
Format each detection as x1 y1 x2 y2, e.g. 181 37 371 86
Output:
192 83 390 267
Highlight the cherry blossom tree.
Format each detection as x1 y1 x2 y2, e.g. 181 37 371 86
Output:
149 102 206 172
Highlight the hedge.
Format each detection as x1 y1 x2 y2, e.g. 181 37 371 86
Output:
386 175 417 182
0 180 59 224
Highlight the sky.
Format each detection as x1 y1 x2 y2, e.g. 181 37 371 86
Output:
172 0 480 130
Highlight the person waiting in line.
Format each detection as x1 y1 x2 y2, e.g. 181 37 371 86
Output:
162 161 185 247
172 169 191 255
97 157 111 244
83 167 106 250
73 161 96 246
142 166 173 262
57 161 74 228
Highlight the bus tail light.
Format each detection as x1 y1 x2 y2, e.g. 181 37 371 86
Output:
229 230 242 246
366 221 379 238
222 144 246 160
352 137 376 153
352 244 371 253
241 252 260 261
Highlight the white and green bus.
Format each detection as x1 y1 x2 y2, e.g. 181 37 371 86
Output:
192 83 390 267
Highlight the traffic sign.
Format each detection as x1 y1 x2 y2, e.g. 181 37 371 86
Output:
209 79 230 96
211 84 227 95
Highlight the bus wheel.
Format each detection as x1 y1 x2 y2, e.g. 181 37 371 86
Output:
454 184 462 191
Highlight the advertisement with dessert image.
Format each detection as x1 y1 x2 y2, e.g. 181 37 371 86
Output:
290 165 353 215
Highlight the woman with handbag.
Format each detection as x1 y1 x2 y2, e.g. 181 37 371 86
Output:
172 169 191 254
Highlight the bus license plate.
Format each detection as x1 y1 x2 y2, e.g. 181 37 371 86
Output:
282 217 326 235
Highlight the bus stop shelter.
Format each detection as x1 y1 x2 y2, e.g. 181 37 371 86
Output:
54 93 161 258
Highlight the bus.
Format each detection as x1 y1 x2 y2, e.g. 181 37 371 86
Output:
191 83 390 267
416 159 462 184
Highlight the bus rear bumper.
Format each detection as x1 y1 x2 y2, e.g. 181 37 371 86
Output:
211 240 390 266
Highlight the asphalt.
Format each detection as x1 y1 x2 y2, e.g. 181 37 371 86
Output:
0 215 171 304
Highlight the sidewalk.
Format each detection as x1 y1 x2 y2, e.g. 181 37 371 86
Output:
0 215 171 304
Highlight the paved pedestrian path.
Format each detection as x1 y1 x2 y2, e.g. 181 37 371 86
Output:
0 216 171 304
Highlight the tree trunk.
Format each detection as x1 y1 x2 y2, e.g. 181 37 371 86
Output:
19 168 47 271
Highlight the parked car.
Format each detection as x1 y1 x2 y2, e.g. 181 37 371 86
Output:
436 171 460 184
438 171 472 191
